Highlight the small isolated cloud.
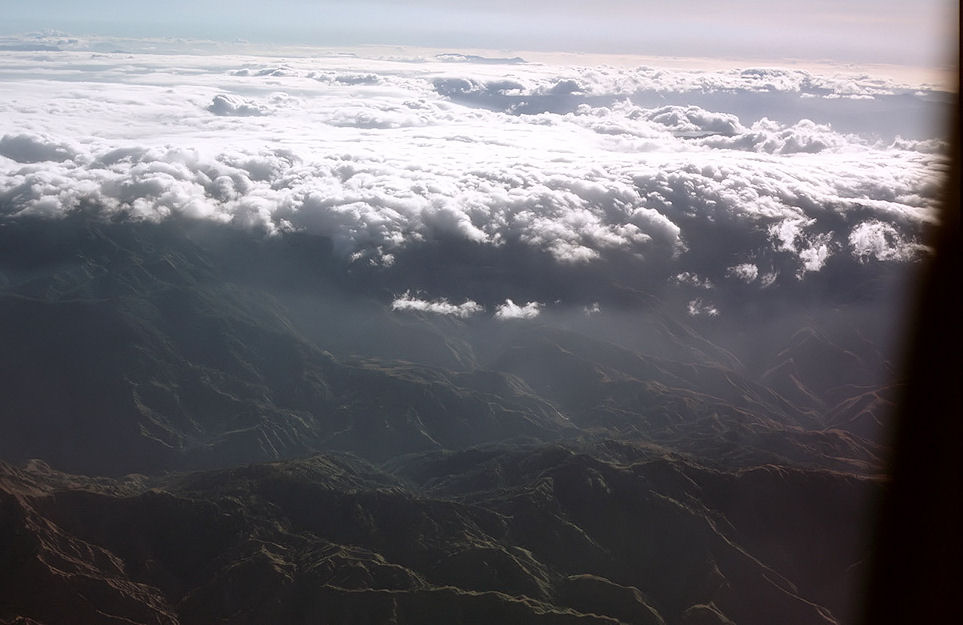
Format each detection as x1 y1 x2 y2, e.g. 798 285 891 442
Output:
769 219 835 275
391 292 483 318
495 299 541 320
687 299 720 317
584 302 601 315
207 94 267 117
769 218 812 253
849 220 926 262
798 233 834 274
759 271 778 288
674 272 713 289
726 263 759 283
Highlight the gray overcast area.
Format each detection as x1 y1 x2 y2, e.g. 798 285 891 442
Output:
0 0 958 68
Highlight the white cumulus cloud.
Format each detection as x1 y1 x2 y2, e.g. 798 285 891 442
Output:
849 220 928 262
391 292 484 317
727 263 760 283
687 299 720 317
495 299 542 320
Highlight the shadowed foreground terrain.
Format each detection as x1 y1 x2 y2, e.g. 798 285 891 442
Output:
0 215 899 624
1 446 877 625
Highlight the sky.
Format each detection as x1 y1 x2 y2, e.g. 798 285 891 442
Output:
0 0 958 71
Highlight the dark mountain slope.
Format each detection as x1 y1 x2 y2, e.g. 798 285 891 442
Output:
0 448 879 625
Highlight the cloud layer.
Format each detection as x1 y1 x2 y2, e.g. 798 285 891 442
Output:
0 47 949 316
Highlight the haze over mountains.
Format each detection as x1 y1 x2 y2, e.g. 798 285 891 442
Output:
0 34 952 625
0 212 900 475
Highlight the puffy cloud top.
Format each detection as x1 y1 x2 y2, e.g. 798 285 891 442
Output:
207 94 267 117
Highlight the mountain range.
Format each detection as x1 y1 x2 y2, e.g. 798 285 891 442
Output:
0 213 905 624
